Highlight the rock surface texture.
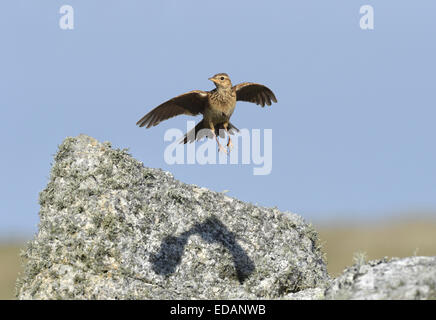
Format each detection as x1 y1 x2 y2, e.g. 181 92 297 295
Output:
17 135 436 300
17 134 329 299
325 256 436 300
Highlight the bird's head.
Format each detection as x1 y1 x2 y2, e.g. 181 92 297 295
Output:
208 73 232 90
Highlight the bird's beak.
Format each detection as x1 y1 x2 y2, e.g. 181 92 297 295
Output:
208 77 217 83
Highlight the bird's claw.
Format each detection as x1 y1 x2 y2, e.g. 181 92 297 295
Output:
227 138 233 152
218 144 228 154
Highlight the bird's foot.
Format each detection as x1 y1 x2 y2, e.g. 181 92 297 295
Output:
218 143 228 154
215 135 228 154
227 137 233 152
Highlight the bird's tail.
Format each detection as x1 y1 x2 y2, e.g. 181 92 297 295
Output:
181 120 212 144
215 122 240 138
181 121 240 144
227 122 240 135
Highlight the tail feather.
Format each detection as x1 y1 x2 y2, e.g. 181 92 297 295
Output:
181 120 212 144
181 121 240 144
227 122 240 135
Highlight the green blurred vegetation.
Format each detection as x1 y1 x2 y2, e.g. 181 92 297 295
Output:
317 220 436 276
0 244 24 300
2 219 436 299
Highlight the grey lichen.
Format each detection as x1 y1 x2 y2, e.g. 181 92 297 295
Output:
17 134 329 299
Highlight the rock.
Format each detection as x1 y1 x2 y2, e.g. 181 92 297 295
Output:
325 256 436 300
16 134 329 299
284 287 326 300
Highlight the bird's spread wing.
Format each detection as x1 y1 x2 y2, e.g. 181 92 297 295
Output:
233 82 277 107
136 90 208 128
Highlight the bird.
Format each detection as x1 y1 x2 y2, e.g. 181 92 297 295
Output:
136 73 277 153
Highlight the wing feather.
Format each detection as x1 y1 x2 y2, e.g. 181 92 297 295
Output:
136 90 208 128
233 82 277 107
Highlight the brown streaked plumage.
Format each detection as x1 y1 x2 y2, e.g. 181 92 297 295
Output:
136 73 277 153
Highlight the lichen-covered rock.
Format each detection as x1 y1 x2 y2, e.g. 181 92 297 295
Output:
284 287 326 300
16 134 328 299
325 256 436 300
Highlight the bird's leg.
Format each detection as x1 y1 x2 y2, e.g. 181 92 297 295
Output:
215 135 228 154
227 136 233 152
210 124 227 154
223 123 232 152
223 124 233 152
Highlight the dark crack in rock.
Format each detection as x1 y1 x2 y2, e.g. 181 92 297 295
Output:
16 134 329 299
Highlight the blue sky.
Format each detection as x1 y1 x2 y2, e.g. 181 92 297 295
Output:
1 1 436 237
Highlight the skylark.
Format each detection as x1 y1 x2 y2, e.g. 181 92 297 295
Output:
136 73 277 153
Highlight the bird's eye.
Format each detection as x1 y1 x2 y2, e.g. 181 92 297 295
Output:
220 77 224 80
